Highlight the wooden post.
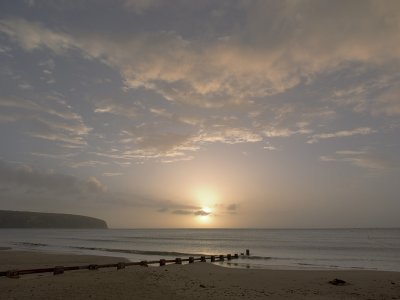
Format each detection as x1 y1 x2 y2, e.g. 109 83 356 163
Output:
175 258 182 264
6 270 19 279
159 259 166 266
200 256 206 262
227 254 232 260
88 264 98 270
210 255 215 262
219 255 224 261
189 256 194 263
234 253 239 259
246 249 250 256
117 262 125 270
53 266 64 275
140 261 148 267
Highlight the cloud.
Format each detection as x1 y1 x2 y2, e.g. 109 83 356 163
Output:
84 176 107 193
264 128 311 138
308 127 376 144
30 152 78 160
0 18 75 53
0 97 41 111
0 96 91 148
38 58 55 70
194 210 211 216
94 101 137 117
372 86 400 117
1 2 399 164
172 209 193 215
329 74 400 117
34 117 91 136
102 172 124 177
0 95 86 122
196 128 262 144
0 160 107 194
164 200 218 217
122 132 199 161
2 1 399 110
167 204 238 217
226 203 237 211
171 209 211 216
263 146 277 151
18 82 32 90
87 100 325 162
69 161 108 168
320 150 396 170
92 122 265 163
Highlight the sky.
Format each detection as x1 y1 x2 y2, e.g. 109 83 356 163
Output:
0 0 399 228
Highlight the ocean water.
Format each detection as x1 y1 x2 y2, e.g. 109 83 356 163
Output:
0 228 399 272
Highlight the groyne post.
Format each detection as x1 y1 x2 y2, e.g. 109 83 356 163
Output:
140 261 148 267
88 264 98 270
200 256 206 262
246 249 250 256
6 270 19 279
189 256 194 263
175 258 182 264
210 255 215 262
53 266 64 275
117 262 125 270
159 259 166 266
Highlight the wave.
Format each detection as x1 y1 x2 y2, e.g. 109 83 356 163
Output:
56 237 119 243
240 255 272 260
116 236 245 242
71 246 205 257
15 242 47 247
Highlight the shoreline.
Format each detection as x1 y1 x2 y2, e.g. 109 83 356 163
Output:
4 245 397 273
1 249 399 299
2 228 399 273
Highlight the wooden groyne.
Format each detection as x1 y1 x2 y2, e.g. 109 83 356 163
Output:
0 252 246 279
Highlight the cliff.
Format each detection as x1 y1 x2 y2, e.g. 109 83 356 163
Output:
0 210 108 229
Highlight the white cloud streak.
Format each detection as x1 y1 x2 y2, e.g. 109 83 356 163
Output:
308 127 376 144
0 96 91 148
320 150 395 170
102 172 123 177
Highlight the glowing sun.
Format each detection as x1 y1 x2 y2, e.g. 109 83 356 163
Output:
197 206 212 223
192 188 218 224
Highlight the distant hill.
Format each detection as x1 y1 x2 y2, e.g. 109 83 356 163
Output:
0 210 108 229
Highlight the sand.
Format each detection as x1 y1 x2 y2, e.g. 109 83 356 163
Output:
0 250 399 299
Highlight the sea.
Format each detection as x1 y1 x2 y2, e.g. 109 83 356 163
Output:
0 228 399 272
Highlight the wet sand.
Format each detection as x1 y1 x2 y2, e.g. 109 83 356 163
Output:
0 250 399 299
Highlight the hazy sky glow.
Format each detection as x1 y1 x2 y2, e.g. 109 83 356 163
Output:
0 0 399 228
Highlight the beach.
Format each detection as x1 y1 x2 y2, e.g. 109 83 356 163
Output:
1 249 399 299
